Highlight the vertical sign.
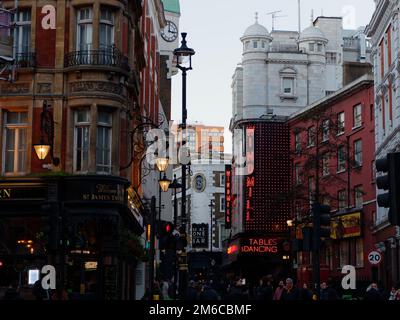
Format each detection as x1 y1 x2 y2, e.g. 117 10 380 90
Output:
245 125 255 222
225 165 232 229
192 224 209 248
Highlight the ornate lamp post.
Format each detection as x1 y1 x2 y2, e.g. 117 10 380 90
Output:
174 32 195 300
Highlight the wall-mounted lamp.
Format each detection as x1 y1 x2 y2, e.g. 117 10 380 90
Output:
33 100 60 167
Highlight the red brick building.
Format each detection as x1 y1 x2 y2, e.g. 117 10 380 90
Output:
288 74 376 289
0 0 151 300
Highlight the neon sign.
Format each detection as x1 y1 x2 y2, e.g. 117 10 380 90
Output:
227 245 239 255
245 125 255 222
241 238 279 254
225 165 232 229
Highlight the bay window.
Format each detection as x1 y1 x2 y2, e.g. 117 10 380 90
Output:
77 8 93 51
96 110 112 174
74 109 90 173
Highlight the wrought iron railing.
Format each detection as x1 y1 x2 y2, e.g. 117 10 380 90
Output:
64 46 130 71
15 52 36 68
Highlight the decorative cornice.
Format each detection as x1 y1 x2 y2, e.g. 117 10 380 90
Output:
266 58 308 65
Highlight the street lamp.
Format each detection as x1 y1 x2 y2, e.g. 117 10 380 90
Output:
33 100 60 166
174 32 195 300
156 157 169 173
159 173 172 192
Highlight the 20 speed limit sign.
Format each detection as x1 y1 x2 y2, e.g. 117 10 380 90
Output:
368 251 382 265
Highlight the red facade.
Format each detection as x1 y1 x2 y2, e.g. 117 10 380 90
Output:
288 76 376 285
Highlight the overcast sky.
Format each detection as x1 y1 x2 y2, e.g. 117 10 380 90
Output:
171 0 376 152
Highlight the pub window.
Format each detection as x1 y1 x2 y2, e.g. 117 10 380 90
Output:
307 126 315 147
3 111 28 175
353 104 362 128
322 119 330 142
96 110 112 174
74 109 90 173
337 145 346 173
354 139 363 167
322 152 330 177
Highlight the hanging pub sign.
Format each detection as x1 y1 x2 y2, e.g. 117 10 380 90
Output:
225 165 232 229
192 224 209 248
331 212 362 240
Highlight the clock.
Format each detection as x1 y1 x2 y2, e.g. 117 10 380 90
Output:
161 20 178 42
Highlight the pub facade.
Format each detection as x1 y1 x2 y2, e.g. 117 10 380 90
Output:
0 0 153 299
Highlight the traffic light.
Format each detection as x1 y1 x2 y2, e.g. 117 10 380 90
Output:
158 221 176 250
376 152 400 226
312 203 331 249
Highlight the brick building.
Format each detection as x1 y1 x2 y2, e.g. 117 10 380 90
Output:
0 0 155 300
288 75 376 290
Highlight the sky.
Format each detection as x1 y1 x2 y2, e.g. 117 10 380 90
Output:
171 0 376 153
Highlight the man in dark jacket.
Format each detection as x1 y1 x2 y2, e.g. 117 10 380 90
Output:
281 278 300 301
187 280 198 300
199 281 220 300
255 275 274 300
320 282 339 300
364 283 384 301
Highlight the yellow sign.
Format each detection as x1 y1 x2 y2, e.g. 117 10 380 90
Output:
0 188 11 199
331 212 362 240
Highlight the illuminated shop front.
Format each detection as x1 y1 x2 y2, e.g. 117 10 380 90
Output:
0 176 145 300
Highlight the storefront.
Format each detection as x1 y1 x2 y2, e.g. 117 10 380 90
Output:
223 234 293 290
0 176 145 300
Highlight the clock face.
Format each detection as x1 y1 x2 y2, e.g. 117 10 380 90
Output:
161 20 178 42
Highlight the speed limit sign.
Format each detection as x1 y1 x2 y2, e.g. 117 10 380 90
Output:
368 251 382 265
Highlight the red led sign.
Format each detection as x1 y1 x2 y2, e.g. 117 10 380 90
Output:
225 165 232 229
245 125 255 222
241 238 278 254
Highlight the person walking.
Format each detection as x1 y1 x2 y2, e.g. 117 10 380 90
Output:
299 283 313 301
320 282 338 300
255 276 274 301
199 281 220 300
281 278 299 301
273 280 285 301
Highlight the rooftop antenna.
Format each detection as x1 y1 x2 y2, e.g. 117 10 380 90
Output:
267 10 287 31
255 11 258 23
298 0 301 34
311 9 314 25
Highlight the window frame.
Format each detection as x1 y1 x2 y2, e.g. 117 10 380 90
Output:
307 126 316 148
15 10 31 54
76 7 93 51
322 152 330 177
96 110 113 174
338 189 347 211
354 139 363 167
322 119 330 142
337 112 345 136
73 109 91 173
354 185 363 208
2 111 28 175
353 104 362 129
337 145 346 173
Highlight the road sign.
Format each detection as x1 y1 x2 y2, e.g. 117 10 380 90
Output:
368 251 382 265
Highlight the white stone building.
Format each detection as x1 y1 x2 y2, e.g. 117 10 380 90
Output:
366 0 400 225
231 16 371 124
173 157 231 254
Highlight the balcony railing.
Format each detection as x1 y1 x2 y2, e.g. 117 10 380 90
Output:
15 52 36 68
64 46 130 72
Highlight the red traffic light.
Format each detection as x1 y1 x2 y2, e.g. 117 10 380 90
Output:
0 261 3 267
165 222 174 234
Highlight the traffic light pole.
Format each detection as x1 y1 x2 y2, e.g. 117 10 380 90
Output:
149 196 156 299
312 203 321 299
